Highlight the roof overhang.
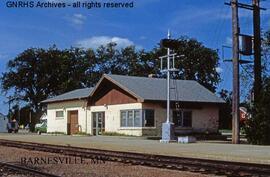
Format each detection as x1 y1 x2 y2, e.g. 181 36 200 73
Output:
41 97 88 104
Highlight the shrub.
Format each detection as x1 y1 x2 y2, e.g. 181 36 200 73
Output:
47 131 66 135
102 132 134 136
244 78 270 145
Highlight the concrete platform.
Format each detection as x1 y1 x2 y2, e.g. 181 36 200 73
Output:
0 133 269 165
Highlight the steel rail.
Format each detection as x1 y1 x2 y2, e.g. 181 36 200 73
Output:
0 161 60 177
0 139 269 176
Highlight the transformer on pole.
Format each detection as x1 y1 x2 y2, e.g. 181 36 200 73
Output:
225 0 265 144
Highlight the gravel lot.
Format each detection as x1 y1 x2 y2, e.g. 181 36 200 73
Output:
0 146 216 177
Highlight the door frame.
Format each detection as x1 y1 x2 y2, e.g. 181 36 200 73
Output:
92 112 105 136
67 110 79 135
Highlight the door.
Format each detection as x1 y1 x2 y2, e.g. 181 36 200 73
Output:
67 110 79 135
92 112 105 135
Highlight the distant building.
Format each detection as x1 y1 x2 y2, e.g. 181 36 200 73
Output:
42 74 225 136
0 113 8 132
240 107 248 122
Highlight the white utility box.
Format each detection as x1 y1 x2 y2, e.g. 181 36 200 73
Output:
178 136 196 143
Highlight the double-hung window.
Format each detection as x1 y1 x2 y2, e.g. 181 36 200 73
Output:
120 109 155 128
173 110 192 127
120 111 127 127
134 110 141 127
127 110 134 127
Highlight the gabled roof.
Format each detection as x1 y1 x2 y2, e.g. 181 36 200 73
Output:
90 74 225 104
41 87 94 103
42 74 225 104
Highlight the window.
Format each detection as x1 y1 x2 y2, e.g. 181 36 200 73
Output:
127 111 133 127
56 111 64 118
173 111 182 127
183 111 192 127
173 110 192 127
120 111 127 127
143 110 155 127
134 110 141 127
120 109 154 128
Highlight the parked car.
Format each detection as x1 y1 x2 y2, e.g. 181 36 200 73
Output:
7 119 19 133
35 119 47 134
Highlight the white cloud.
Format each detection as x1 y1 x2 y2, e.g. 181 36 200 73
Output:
216 67 223 73
68 13 86 26
76 36 135 49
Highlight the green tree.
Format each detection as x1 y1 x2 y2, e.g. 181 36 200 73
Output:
94 43 158 77
0 46 96 129
237 29 270 145
118 46 158 77
152 37 220 92
245 77 270 145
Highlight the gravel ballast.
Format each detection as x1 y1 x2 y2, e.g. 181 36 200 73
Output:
0 146 215 177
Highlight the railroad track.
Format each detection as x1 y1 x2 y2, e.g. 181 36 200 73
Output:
0 139 269 177
0 161 60 177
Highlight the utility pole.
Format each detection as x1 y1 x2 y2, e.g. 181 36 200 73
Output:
159 30 180 143
225 0 265 144
166 30 171 123
253 0 262 104
166 31 171 124
231 0 240 144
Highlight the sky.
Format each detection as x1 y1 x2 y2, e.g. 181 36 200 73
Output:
0 0 270 114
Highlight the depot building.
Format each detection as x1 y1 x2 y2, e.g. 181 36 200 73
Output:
41 74 225 136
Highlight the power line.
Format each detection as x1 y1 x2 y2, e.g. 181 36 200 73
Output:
211 2 228 47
